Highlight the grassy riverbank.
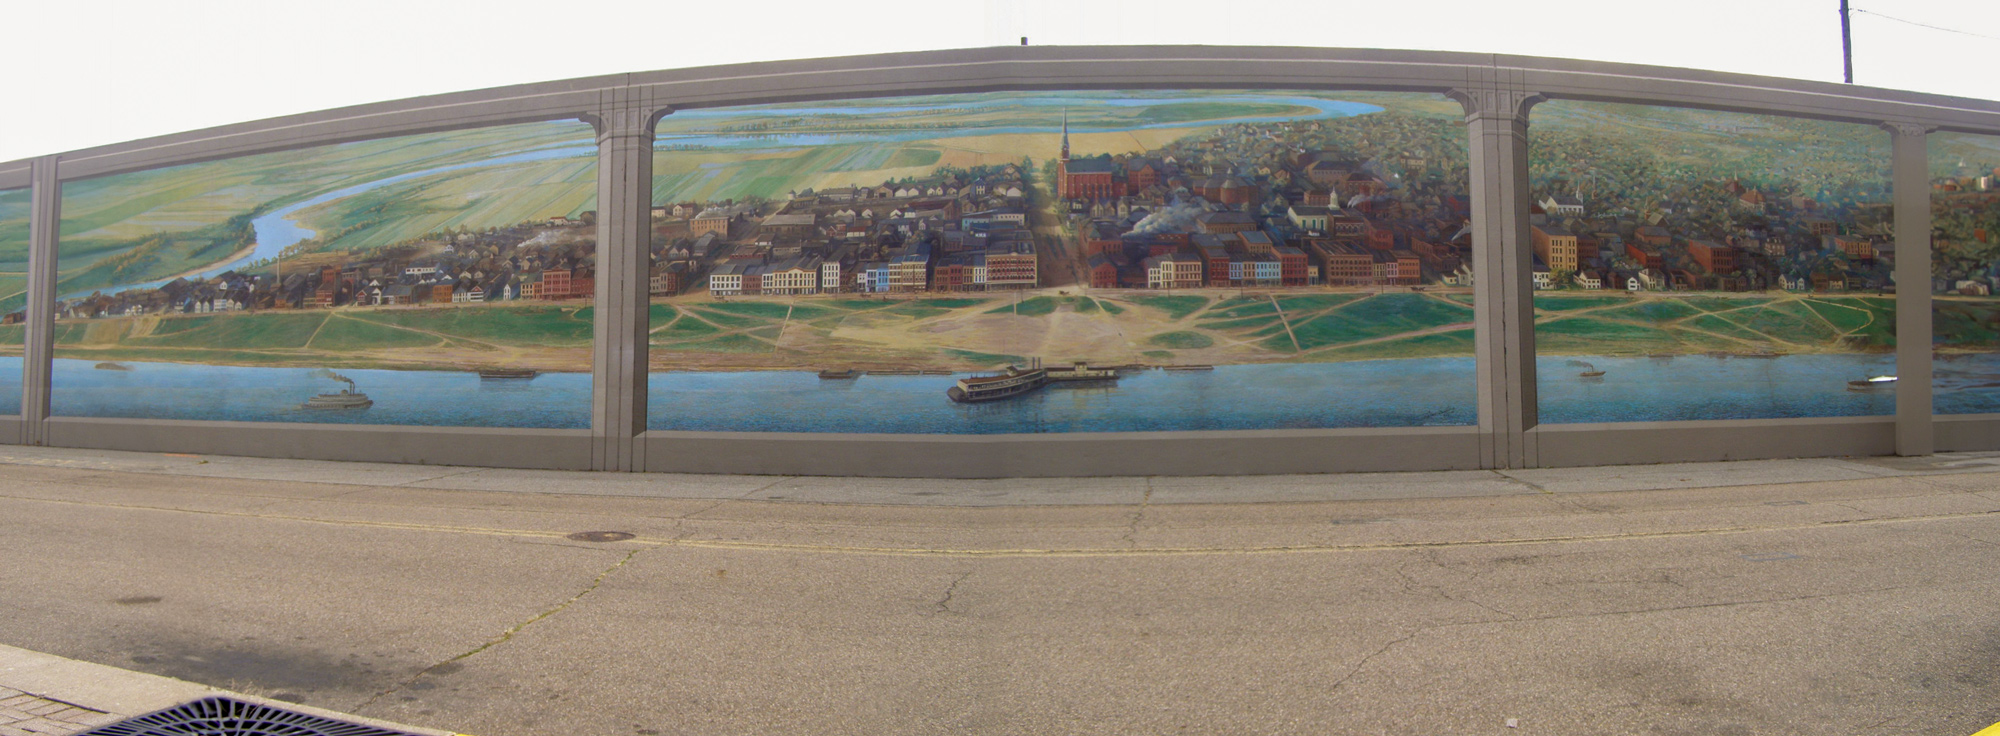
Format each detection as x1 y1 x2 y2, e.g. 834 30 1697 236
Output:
17 290 1986 373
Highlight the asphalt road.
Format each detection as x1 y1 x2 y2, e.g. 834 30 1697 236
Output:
2 452 1999 735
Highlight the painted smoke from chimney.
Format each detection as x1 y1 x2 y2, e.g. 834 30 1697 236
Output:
313 368 357 391
1128 197 1204 236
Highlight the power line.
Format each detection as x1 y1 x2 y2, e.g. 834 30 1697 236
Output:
1852 7 2000 41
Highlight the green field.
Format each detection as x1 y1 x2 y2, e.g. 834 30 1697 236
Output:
1147 331 1215 349
350 306 592 346
1128 295 1209 320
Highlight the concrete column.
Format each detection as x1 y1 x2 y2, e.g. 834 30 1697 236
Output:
584 95 668 471
21 157 59 445
1448 83 1544 470
1884 121 1933 456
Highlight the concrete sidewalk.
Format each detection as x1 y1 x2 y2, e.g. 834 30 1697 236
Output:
0 644 450 736
4 446 2000 735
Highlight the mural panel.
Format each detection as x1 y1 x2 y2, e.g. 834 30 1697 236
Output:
1529 102 1896 423
1930 132 2000 414
0 187 25 415
48 122 599 427
643 91 1479 433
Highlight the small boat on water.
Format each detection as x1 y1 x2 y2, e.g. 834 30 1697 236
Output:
303 389 373 410
1573 361 1605 379
302 376 373 410
818 368 860 380
1847 375 1897 392
94 362 132 371
1580 370 1606 378
478 368 538 380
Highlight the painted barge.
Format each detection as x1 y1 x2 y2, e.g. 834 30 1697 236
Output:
478 368 538 380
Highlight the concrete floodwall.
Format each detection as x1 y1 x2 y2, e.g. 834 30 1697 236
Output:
2 46 1996 475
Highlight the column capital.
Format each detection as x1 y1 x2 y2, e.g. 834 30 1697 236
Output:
583 105 673 143
1880 120 1935 138
1445 87 1545 125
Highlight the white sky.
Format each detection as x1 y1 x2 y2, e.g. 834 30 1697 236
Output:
3 0 1994 164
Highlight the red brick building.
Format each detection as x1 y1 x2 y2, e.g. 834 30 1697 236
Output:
1687 239 1736 273
1363 220 1397 251
1626 241 1665 270
1084 221 1127 256
1276 246 1309 286
539 269 571 300
1088 255 1118 288
1310 241 1374 286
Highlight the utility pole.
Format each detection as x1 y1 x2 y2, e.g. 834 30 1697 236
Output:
1840 0 1854 84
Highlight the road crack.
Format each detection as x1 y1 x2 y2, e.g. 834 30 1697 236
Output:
1121 480 1154 548
931 571 973 616
355 546 642 711
1330 628 1425 692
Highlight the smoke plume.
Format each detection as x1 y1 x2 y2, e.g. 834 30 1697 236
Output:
1128 198 1205 236
313 368 356 387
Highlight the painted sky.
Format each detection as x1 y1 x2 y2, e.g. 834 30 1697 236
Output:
3 0 1996 163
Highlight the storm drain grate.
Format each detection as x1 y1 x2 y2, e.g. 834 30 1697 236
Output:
77 696 423 736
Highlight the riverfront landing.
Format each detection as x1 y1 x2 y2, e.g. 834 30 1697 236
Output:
1 446 1997 734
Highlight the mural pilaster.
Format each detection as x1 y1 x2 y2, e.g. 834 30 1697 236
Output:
1448 84 1544 470
22 156 59 445
1884 121 1934 456
585 96 667 472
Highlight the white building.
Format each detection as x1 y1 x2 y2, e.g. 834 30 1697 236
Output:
1538 195 1585 218
820 260 843 292
708 263 746 296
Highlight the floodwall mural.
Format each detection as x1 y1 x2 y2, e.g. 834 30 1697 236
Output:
1528 101 1897 423
642 91 1482 433
1930 132 2000 414
0 188 25 415
46 122 600 427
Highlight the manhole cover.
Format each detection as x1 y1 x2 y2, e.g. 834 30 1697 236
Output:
567 531 636 542
78 696 421 735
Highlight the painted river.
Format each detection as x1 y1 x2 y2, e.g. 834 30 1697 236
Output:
83 143 601 298
21 352 2000 430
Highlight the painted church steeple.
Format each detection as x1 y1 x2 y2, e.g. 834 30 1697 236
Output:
1060 107 1070 162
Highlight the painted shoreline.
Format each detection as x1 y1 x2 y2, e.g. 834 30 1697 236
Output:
21 352 1999 434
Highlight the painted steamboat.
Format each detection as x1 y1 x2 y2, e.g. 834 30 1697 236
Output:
302 377 373 410
946 359 1120 403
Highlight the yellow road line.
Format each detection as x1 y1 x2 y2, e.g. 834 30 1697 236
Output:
0 490 1995 559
